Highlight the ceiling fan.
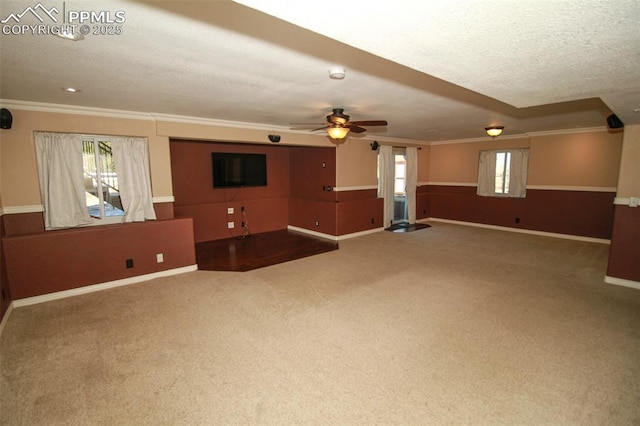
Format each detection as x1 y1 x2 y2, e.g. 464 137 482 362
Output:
291 108 388 141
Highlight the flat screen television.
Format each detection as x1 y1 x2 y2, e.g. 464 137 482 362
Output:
212 152 267 188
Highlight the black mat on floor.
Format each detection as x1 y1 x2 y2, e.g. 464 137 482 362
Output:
385 222 432 233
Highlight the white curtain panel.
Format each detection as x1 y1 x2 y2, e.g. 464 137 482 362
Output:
378 144 395 228
34 132 92 229
508 149 529 198
110 136 157 222
477 150 497 196
405 146 418 224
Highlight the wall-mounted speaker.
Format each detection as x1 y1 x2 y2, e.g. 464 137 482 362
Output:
0 108 12 129
370 141 379 151
606 113 624 130
268 134 281 143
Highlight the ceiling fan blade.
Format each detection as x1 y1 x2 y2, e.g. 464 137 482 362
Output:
348 125 367 133
311 125 329 132
350 120 388 126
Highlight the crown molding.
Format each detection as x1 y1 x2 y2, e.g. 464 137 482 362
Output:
427 126 609 146
0 99 326 135
526 126 609 137
0 99 155 121
357 135 430 147
151 112 292 132
0 99 610 143
427 134 530 145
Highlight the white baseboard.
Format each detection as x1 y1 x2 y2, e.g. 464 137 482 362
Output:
287 226 338 241
12 265 198 308
0 302 15 339
605 276 640 291
426 218 611 244
287 225 385 241
337 227 385 240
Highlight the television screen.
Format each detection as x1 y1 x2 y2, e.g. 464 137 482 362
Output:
212 152 267 188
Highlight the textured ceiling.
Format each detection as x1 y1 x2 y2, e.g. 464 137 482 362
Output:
235 1 640 109
1 0 639 143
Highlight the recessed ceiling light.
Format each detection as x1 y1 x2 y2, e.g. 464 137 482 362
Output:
61 87 81 93
329 67 346 80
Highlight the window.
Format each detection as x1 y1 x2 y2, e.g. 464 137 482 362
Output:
495 151 511 194
82 139 124 220
35 132 156 230
394 155 406 194
477 149 529 198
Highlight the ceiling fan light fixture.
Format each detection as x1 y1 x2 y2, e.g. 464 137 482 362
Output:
327 126 350 140
327 108 349 125
485 126 504 138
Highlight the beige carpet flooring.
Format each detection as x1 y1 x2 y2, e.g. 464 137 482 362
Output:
2 223 640 425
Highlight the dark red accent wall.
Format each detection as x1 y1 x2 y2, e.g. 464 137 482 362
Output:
288 146 338 235
335 189 383 235
426 185 615 239
607 206 640 282
0 201 181 310
0 216 8 319
170 140 290 242
170 141 385 239
417 186 430 220
3 218 195 300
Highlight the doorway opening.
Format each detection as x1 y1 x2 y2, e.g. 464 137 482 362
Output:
393 148 407 224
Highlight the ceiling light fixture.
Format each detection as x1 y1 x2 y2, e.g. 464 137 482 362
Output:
329 67 346 80
485 126 504 138
61 87 81 93
327 125 350 140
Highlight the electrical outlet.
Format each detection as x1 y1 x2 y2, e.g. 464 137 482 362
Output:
227 207 234 214
315 221 319 226
228 221 235 229
630 197 639 208
241 221 246 228
515 217 521 224
126 258 134 269
156 253 164 263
